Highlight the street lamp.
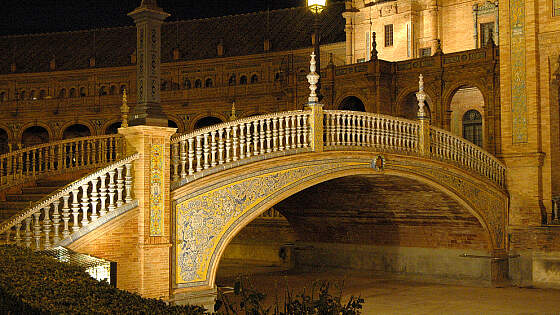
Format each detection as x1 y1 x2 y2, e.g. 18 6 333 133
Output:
308 0 326 101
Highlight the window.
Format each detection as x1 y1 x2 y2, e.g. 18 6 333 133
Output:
384 24 393 47
194 79 202 88
39 90 46 99
120 85 126 94
183 79 191 89
110 85 116 95
420 48 432 57
69 88 76 98
30 90 36 100
274 72 281 82
250 74 258 84
463 110 483 147
161 81 168 91
240 75 247 85
480 22 495 46
80 87 86 97
554 0 560 16
99 86 107 96
59 89 66 98
20 91 26 100
205 78 213 88
0 92 5 102
228 75 236 86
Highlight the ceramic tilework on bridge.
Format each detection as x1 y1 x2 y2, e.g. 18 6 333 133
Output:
510 0 528 144
150 143 164 236
175 162 361 286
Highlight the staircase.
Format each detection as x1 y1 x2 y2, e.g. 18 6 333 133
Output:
0 179 73 224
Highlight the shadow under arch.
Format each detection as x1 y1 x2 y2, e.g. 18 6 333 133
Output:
338 96 366 112
172 152 505 289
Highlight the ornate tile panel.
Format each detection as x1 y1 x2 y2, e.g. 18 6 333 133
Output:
150 143 164 236
510 0 528 143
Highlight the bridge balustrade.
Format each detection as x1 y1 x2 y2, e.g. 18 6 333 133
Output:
171 110 311 185
0 135 125 189
0 153 139 249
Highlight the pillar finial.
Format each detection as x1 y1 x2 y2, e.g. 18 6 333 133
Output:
307 52 320 104
229 101 237 121
371 32 378 61
121 89 129 128
416 74 427 119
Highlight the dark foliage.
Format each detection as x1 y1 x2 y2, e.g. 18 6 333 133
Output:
0 245 206 314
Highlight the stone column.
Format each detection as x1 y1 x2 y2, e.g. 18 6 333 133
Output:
119 125 176 299
343 8 354 65
416 74 431 155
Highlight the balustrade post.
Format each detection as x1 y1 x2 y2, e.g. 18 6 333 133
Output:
416 74 431 155
306 103 324 152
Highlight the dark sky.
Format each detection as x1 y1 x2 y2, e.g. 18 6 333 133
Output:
1 0 316 36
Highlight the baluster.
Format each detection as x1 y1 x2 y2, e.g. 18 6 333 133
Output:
57 143 63 171
302 114 309 148
278 117 285 151
39 147 44 173
24 217 32 248
259 120 266 154
49 145 55 171
107 170 116 212
253 121 260 154
125 163 133 203
116 166 124 207
265 118 272 153
99 174 107 217
284 117 291 150
172 142 179 182
218 129 225 165
61 195 71 238
52 201 61 244
43 206 52 248
33 212 41 249
203 133 210 169
245 123 252 157
239 124 246 159
336 114 342 146
330 114 336 146
225 127 232 163
211 131 218 166
188 138 194 178
290 116 297 149
0 157 3 186
350 115 356 146
31 150 36 176
90 179 99 221
14 222 22 245
4 229 11 244
80 184 90 226
272 117 279 152
232 126 239 161
195 135 203 172
71 189 81 231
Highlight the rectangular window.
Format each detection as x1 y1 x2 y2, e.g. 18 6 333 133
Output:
555 0 560 16
480 22 495 46
420 48 431 57
384 24 393 47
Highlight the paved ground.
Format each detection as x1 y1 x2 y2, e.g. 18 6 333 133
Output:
216 262 560 314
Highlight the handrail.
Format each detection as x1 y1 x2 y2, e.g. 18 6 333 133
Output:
0 153 139 249
0 134 125 188
171 110 312 186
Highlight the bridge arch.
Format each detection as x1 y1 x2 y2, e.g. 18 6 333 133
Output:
172 152 507 289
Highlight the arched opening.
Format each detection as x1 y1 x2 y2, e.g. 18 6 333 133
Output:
58 89 66 98
250 74 259 84
0 91 6 102
119 85 127 95
39 90 46 100
19 91 26 100
69 88 76 98
21 126 49 147
168 120 178 129
62 124 91 140
161 80 169 91
207 173 494 305
109 85 117 95
400 92 432 120
194 79 202 89
463 110 483 147
228 75 236 86
205 78 213 88
194 116 223 130
30 90 36 100
183 79 191 90
105 122 121 135
240 75 247 85
449 86 485 145
338 96 366 111
99 86 107 96
79 87 86 97
0 128 9 154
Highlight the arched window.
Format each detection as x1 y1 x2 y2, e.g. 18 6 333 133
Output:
39 90 46 99
462 110 483 147
240 75 247 85
250 74 258 84
195 79 202 88
69 88 76 98
120 85 126 95
228 75 236 86
30 90 36 100
161 80 168 91
20 91 26 100
79 87 86 97
99 86 107 96
274 72 281 82
184 78 191 89
205 78 213 88
59 89 66 98
110 85 117 95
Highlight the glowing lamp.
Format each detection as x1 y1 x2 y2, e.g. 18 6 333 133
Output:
308 0 326 14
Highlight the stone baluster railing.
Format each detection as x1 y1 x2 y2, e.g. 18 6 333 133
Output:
323 110 420 153
171 110 311 186
0 135 124 188
0 153 139 249
429 126 506 188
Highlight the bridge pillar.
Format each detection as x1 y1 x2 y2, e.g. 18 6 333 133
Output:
119 125 176 299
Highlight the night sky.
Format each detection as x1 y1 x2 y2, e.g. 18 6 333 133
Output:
0 0 326 36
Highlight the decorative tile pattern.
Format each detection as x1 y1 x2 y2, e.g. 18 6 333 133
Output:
150 143 164 236
175 162 357 285
510 0 528 143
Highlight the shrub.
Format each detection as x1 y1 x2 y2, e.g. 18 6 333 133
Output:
0 245 206 314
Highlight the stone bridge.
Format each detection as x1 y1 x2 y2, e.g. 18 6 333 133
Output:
0 104 508 304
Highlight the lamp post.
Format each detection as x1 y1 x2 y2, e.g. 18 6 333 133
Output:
308 0 326 101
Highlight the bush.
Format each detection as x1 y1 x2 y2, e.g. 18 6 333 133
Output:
0 245 206 314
